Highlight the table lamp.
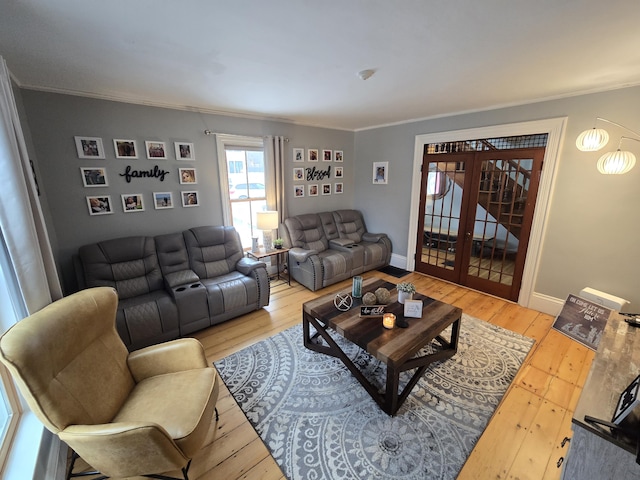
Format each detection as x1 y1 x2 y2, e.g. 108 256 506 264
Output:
256 210 279 252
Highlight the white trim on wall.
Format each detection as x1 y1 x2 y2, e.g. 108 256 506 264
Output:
409 117 567 310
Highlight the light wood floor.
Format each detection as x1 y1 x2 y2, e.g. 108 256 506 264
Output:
79 270 593 479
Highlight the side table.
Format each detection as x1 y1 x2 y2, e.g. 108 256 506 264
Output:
246 247 291 286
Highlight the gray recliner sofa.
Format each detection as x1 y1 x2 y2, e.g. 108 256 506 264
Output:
75 226 269 350
281 209 391 291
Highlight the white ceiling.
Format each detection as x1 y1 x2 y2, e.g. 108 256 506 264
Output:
2 0 640 131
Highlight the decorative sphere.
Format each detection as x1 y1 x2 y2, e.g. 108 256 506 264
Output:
362 292 377 305
374 287 391 304
334 293 353 311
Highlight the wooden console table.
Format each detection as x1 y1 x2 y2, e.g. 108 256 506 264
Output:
561 312 640 478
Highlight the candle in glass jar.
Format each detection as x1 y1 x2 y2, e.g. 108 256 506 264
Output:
383 313 396 329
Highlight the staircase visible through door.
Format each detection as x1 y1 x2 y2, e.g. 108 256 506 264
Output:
415 135 546 301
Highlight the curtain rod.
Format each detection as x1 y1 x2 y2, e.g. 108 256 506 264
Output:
203 130 289 142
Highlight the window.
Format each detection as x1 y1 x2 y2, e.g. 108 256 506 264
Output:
216 135 272 249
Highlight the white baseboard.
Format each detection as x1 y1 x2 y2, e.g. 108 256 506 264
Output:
386 253 564 316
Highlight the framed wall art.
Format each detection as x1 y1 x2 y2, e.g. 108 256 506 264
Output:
323 149 333 162
175 142 194 160
294 185 305 197
80 167 108 187
293 167 304 181
334 150 344 162
121 194 145 212
322 183 332 195
335 182 343 194
308 149 319 162
75 136 105 159
179 168 197 184
114 139 138 159
182 191 199 207
308 184 318 196
373 161 388 184
86 195 113 216
153 192 173 209
146 141 167 159
335 166 343 178
293 147 304 162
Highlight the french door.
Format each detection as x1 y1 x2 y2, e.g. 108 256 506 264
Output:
415 147 544 301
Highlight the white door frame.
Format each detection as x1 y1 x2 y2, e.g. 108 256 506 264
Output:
408 117 567 307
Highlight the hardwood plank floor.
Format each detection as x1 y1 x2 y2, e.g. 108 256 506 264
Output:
76 270 591 479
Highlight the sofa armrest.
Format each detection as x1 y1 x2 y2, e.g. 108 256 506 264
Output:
330 238 356 248
164 269 200 289
362 232 388 243
289 247 319 263
236 257 266 276
60 422 188 478
127 338 208 382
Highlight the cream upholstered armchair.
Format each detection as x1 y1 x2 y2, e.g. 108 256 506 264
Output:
0 287 219 479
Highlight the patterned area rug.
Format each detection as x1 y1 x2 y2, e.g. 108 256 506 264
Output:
215 315 533 480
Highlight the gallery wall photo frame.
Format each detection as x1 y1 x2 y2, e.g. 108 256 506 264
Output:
145 141 167 160
322 183 332 195
293 167 304 181
114 139 138 159
322 149 333 162
179 168 197 184
308 184 318 196
121 194 145 212
80 167 108 187
294 185 305 197
308 149 319 162
153 192 174 209
182 190 200 207
373 161 389 184
335 182 344 194
334 150 344 162
175 142 194 160
293 147 304 163
75 136 105 159
335 166 343 178
86 195 113 216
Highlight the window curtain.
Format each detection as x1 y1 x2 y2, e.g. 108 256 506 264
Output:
264 135 287 225
0 57 62 316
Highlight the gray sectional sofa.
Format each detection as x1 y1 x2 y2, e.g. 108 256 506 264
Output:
281 209 391 291
74 225 269 351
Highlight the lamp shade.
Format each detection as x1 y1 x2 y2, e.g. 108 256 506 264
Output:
596 150 636 175
576 128 609 152
256 210 279 230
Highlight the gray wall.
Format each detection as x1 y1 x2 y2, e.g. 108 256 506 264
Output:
18 85 640 310
354 86 640 310
19 91 354 294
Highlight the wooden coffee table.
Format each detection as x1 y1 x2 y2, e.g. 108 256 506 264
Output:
302 277 462 415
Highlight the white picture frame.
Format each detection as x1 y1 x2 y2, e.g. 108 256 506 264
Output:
293 147 304 162
153 192 174 209
322 149 333 162
308 149 319 162
403 299 423 318
373 161 388 184
179 168 197 184
113 139 138 159
334 150 344 162
322 183 331 195
121 194 145 212
612 373 640 425
80 167 108 187
308 184 318 196
294 185 305 197
182 190 200 207
335 166 343 178
174 142 194 160
293 167 304 181
75 136 105 159
334 182 343 194
145 141 167 160
86 195 113 216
